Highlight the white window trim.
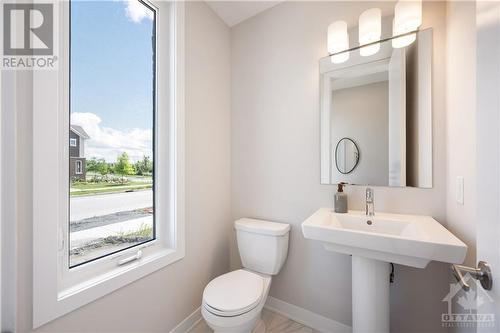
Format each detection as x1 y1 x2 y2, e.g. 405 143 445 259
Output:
32 1 185 328
69 137 77 147
1 67 18 333
0 44 2 333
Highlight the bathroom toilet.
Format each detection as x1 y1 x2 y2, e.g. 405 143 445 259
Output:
202 218 290 333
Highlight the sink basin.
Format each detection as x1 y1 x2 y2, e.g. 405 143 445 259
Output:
302 208 467 333
302 208 467 268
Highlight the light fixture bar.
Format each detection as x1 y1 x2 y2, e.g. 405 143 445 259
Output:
327 29 419 58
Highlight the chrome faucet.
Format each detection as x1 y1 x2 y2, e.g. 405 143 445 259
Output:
366 188 375 216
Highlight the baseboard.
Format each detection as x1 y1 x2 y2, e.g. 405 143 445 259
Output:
265 296 352 333
170 307 202 333
171 297 351 333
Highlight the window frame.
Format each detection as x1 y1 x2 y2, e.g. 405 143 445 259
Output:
32 1 185 328
74 160 82 174
67 0 158 270
69 137 77 147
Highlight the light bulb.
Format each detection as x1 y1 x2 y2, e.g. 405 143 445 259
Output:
359 8 381 57
392 0 422 48
328 20 350 63
331 53 349 64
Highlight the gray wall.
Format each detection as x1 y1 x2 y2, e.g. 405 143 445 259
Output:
231 2 450 332
69 131 80 158
7 2 232 331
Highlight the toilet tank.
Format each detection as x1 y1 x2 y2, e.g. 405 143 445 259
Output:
235 218 290 275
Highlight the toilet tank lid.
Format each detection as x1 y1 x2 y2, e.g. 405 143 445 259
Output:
235 218 290 236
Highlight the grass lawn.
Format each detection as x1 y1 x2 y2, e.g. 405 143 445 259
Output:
71 181 152 196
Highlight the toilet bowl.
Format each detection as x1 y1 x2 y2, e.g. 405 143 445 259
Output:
202 218 290 333
202 269 271 333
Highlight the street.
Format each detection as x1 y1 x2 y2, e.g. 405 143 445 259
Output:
70 190 153 221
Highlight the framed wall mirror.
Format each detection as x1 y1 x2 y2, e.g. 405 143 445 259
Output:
320 28 433 188
335 138 360 174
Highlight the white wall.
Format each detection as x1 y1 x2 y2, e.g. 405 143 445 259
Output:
7 2 232 331
231 1 450 331
0 66 2 332
443 4 478 331
1 70 20 333
476 1 500 331
446 0 477 268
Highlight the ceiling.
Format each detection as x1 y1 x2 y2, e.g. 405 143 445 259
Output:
206 1 285 27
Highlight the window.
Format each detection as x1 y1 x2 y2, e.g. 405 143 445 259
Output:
33 1 185 327
75 160 82 174
70 138 77 147
69 0 156 268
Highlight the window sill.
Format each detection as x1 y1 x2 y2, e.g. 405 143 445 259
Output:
58 247 184 301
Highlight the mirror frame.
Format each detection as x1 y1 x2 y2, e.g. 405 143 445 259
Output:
334 138 360 175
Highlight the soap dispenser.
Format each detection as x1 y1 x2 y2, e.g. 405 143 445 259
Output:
334 182 348 213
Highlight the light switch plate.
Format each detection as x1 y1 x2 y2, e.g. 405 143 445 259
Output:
456 176 464 205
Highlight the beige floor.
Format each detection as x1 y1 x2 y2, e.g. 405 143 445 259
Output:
189 308 319 333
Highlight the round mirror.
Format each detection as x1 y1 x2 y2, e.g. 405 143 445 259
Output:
335 138 360 174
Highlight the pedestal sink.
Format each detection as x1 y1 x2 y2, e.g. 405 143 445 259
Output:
302 208 467 333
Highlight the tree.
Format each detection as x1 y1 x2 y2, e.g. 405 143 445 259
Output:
114 152 134 183
97 160 110 176
86 157 99 173
86 157 109 176
134 155 153 176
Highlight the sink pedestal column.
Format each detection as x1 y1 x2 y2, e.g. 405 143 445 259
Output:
352 256 390 333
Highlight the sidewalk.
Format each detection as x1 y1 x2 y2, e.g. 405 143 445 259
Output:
70 216 153 248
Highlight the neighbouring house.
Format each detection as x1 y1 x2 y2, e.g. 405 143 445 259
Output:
70 125 90 180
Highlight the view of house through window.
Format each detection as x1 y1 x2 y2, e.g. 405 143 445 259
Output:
69 0 156 267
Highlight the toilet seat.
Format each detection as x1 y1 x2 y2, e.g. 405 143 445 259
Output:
203 269 264 317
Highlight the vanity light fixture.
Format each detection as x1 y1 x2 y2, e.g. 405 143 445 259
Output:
327 2 422 60
328 21 349 64
392 0 422 48
359 8 381 56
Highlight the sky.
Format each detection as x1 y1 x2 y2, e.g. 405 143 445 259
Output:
70 0 155 163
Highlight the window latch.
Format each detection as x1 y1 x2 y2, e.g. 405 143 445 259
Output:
58 227 65 252
117 250 143 266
